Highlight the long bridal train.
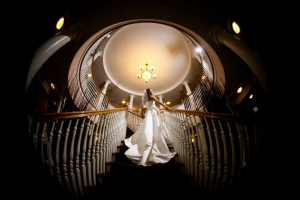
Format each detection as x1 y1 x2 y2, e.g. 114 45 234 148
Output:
124 100 176 166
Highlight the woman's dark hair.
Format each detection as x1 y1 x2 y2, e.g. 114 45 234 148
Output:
146 88 151 97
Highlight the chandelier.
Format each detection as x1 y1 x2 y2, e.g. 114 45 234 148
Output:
136 63 157 83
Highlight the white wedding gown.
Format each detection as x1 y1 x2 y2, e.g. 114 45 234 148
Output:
124 100 176 166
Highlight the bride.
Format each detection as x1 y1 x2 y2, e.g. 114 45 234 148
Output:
124 88 176 166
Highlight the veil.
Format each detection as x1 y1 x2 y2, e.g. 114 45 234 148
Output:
140 89 149 110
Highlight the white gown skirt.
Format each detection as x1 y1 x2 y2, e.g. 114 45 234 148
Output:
124 101 176 166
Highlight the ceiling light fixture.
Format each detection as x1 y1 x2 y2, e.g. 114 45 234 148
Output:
56 17 65 30
50 82 55 89
237 87 243 93
137 63 157 83
195 46 203 54
232 21 240 34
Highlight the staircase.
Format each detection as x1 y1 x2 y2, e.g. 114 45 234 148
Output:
87 127 196 198
28 108 263 199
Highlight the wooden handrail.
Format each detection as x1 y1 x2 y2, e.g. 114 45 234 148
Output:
169 103 183 110
127 110 143 118
39 107 127 121
168 109 243 121
39 106 241 121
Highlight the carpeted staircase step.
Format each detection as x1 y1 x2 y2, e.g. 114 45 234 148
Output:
112 151 179 165
126 127 135 138
117 145 129 154
89 135 197 198
117 144 175 154
112 152 132 164
96 170 195 198
94 172 196 198
98 171 192 187
105 160 181 177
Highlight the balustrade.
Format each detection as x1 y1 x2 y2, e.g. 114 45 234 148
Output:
28 103 262 198
164 109 262 197
127 110 143 132
28 108 127 196
67 32 110 111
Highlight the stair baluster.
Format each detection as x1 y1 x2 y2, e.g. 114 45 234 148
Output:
62 120 73 195
218 119 228 196
55 121 64 190
48 122 56 181
86 118 96 186
91 119 100 186
204 118 216 192
211 119 222 194
75 118 86 196
69 119 79 196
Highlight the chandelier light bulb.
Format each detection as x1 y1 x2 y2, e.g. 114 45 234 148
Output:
137 63 157 83
142 71 151 81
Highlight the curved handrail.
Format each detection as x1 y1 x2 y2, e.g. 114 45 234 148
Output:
39 107 127 121
126 107 242 121
28 105 128 196
126 107 243 122
169 109 243 121
164 106 263 196
127 110 143 118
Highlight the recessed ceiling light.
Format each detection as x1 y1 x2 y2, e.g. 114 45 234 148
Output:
50 82 55 89
249 94 253 99
232 21 240 34
237 87 242 93
253 106 259 113
56 17 65 30
121 100 126 104
166 101 170 105
195 46 203 54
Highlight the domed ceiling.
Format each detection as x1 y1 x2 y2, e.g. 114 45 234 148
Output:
102 23 191 96
91 22 214 109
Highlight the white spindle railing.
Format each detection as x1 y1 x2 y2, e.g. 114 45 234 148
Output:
29 102 262 198
164 109 262 197
126 110 143 132
67 32 111 112
29 108 127 197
